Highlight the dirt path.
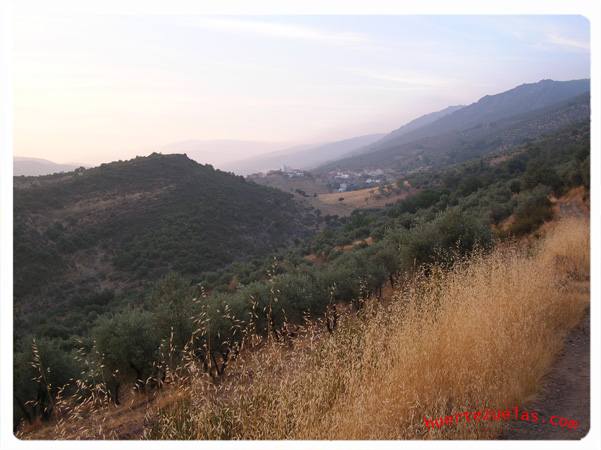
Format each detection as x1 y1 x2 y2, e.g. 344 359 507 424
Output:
499 305 590 440
501 191 590 440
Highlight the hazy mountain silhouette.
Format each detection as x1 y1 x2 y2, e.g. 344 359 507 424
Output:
223 134 385 175
13 157 83 176
159 139 286 168
318 79 590 172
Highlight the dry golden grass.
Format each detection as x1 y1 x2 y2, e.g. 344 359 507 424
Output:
144 217 589 440
334 236 374 252
318 185 412 208
20 217 588 440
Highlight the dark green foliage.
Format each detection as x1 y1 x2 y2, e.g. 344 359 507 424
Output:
150 273 196 352
13 337 80 425
12 123 589 430
489 203 513 224
14 153 318 344
388 189 446 216
522 163 563 194
509 179 521 194
92 308 160 389
458 175 483 196
506 186 554 236
390 209 492 269
13 222 66 301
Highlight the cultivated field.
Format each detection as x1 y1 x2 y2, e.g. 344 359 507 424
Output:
318 185 413 209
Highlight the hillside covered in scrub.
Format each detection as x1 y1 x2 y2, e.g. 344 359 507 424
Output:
14 153 319 340
143 216 589 440
17 215 590 439
13 121 589 434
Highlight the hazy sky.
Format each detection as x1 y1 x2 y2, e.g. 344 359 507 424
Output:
14 15 589 166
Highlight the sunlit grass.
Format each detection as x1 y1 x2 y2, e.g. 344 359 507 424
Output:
143 217 589 440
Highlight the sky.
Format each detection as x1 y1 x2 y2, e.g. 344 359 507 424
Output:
13 15 590 166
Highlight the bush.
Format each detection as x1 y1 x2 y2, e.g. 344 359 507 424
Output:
150 273 196 352
522 163 563 194
506 186 553 236
393 209 492 269
14 337 80 425
489 203 513 224
92 308 160 390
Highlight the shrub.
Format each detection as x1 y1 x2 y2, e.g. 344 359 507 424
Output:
14 337 80 425
507 186 553 236
92 308 160 393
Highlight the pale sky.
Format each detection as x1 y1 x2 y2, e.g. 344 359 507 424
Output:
13 15 590 166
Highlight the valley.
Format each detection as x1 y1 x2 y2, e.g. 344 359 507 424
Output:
12 79 591 441
5 8 596 446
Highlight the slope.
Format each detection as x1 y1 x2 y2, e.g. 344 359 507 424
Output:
222 134 385 175
13 153 318 338
14 157 83 177
319 79 590 173
376 104 464 145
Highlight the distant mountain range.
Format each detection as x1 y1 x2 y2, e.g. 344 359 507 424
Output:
15 79 590 182
221 134 385 175
160 139 286 168
13 157 83 176
219 102 465 176
223 79 590 177
317 79 590 172
376 105 465 145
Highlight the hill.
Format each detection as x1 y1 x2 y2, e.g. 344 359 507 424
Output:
13 153 319 338
318 79 590 172
13 123 589 434
376 104 464 145
222 134 385 175
13 157 83 176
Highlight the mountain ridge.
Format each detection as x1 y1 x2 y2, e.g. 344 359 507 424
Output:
222 134 386 175
317 78 590 172
14 156 84 177
378 104 465 145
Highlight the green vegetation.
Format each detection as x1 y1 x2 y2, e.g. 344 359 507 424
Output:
14 153 318 340
93 308 161 396
13 124 589 429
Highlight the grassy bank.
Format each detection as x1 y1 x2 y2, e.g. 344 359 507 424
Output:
142 217 588 440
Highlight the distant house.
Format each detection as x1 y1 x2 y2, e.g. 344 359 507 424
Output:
280 165 304 178
334 171 350 180
338 183 348 192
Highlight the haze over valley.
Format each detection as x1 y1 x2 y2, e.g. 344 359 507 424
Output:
11 13 592 442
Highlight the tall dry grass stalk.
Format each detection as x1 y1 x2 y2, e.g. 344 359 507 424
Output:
146 217 589 440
